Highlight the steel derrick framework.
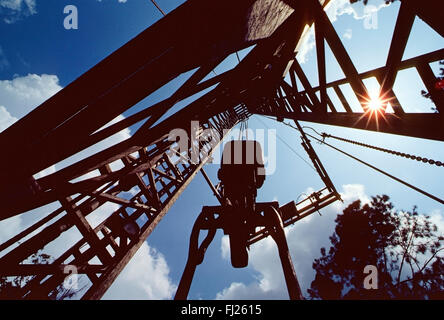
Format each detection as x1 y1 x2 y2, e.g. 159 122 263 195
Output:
0 0 442 299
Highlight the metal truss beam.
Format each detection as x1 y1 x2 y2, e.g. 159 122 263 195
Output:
252 0 444 141
0 0 442 300
0 107 248 300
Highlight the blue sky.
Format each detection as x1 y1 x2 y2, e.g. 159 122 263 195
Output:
0 0 443 300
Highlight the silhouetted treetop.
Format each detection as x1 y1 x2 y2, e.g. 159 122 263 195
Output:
309 195 444 299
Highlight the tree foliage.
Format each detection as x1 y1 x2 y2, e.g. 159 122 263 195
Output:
0 252 80 300
308 195 444 299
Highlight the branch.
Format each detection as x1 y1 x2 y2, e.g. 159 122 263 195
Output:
395 276 414 288
397 222 416 284
419 247 444 274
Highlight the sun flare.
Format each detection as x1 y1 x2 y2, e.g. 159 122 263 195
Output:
366 89 384 112
368 95 383 111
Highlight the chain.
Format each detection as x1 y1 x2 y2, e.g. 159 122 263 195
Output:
322 133 443 167
262 116 444 206
263 116 444 168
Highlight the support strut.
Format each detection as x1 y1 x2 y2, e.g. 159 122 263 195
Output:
174 203 303 300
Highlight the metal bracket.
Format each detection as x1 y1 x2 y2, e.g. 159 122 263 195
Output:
174 202 303 300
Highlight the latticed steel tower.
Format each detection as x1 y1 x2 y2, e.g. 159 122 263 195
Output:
0 0 442 299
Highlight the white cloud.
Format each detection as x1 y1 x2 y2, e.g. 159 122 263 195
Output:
0 200 177 300
0 0 19 10
0 74 130 176
103 242 176 300
217 184 444 300
216 184 372 299
0 74 62 119
221 235 230 261
429 209 444 236
296 27 316 64
0 105 17 132
339 183 370 204
0 0 36 23
0 73 80 243
297 0 389 63
325 0 388 23
216 281 284 300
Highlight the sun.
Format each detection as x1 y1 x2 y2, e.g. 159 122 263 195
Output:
368 96 383 111
354 87 395 131
366 90 384 112
367 90 384 111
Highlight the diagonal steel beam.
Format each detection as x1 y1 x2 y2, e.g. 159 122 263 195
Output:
379 0 415 115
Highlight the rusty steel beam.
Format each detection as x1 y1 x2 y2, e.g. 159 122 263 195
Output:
308 0 369 111
0 107 247 300
0 0 442 301
260 112 444 142
0 5 311 221
414 0 444 38
0 4 309 295
315 11 327 113
0 0 295 185
378 0 415 115
295 49 444 95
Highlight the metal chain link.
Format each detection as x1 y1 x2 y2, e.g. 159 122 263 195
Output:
322 133 444 168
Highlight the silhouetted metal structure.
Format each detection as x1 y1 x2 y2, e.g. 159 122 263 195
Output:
175 132 339 300
175 203 305 300
0 0 442 299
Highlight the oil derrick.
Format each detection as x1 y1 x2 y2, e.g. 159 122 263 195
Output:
0 0 442 299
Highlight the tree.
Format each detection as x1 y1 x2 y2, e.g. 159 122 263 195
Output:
308 195 444 299
0 252 81 300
